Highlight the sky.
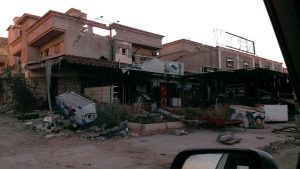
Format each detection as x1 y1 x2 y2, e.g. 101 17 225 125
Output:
0 0 285 66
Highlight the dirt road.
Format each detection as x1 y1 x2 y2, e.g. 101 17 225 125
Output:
0 114 291 169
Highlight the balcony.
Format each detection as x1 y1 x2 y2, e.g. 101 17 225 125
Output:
27 15 66 47
28 28 64 47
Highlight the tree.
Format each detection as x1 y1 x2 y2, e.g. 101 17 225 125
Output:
10 77 34 114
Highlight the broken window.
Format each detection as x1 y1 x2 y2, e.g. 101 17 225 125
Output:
226 57 234 68
243 61 249 69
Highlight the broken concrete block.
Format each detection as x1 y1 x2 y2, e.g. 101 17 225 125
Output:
43 116 53 123
217 132 234 142
45 134 55 138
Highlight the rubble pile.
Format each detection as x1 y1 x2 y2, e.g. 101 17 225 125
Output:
23 112 130 140
0 103 14 114
81 122 129 140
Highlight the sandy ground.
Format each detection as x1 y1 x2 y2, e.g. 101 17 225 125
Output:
0 114 296 169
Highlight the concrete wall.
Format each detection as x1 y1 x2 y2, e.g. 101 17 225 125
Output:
112 25 163 49
217 47 254 70
28 76 47 101
132 46 155 58
57 77 81 95
7 17 39 66
161 40 284 73
65 20 112 60
0 38 8 66
160 40 218 73
113 40 132 64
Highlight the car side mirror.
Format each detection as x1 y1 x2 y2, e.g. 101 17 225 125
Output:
170 148 278 169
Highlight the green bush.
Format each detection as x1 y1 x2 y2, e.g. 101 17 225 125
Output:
10 77 34 114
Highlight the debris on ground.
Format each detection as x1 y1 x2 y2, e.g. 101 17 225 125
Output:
81 122 129 140
272 126 300 133
217 132 242 145
157 109 182 120
172 129 189 136
45 134 55 139
17 112 39 120
0 103 14 113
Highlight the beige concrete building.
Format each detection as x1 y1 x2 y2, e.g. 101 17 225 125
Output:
160 39 284 74
6 8 171 105
0 37 8 68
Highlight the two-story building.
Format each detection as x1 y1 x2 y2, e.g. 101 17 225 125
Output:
7 8 184 107
160 39 284 74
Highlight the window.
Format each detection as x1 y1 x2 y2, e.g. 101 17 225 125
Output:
243 61 249 69
121 48 127 55
44 49 49 57
265 65 270 69
226 57 234 68
40 51 43 57
255 63 259 68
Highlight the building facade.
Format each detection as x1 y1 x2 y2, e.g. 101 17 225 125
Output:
6 8 183 106
0 37 8 68
160 39 284 74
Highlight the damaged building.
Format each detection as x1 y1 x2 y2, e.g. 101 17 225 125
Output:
160 39 285 74
6 8 184 108
0 37 8 68
5 8 293 111
159 39 292 107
